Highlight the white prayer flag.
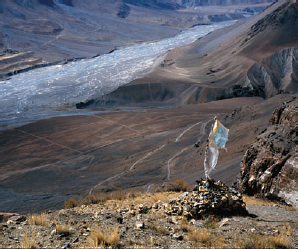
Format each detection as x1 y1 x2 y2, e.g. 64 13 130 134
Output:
204 118 229 178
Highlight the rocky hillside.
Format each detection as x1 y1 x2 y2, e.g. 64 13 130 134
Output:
222 47 298 99
82 0 297 108
238 97 297 206
180 0 298 103
0 181 296 248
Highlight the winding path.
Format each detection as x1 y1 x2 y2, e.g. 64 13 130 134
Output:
89 117 214 194
166 147 188 181
89 144 165 195
166 119 213 181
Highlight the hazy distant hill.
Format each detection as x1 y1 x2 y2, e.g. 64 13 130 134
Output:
123 0 274 9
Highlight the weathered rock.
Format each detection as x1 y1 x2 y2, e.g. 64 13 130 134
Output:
0 213 20 223
173 234 183 240
7 215 26 225
135 221 145 229
238 99 297 206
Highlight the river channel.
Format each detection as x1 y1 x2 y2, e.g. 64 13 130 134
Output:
0 21 235 130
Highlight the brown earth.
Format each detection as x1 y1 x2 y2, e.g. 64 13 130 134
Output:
0 94 295 213
0 191 296 248
0 0 297 216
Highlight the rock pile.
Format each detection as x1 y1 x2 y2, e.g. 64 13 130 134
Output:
165 179 248 219
113 179 248 221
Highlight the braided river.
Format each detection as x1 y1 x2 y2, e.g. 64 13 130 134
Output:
0 21 235 130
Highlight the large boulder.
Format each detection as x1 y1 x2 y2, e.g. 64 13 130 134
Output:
238 97 297 206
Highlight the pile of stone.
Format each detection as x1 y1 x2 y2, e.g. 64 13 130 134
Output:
165 179 248 219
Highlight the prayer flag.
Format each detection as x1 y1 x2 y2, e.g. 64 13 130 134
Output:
204 118 229 178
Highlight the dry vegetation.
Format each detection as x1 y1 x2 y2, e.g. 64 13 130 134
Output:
1 188 296 248
166 179 190 192
243 195 298 211
234 230 294 249
64 179 190 210
88 226 120 247
28 213 47 226
22 231 37 249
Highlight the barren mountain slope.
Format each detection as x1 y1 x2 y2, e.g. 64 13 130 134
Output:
168 0 298 103
0 0 297 214
1 94 296 213
93 0 297 106
0 0 266 79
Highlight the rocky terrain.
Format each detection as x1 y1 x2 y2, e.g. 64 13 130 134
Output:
0 180 296 248
238 98 297 206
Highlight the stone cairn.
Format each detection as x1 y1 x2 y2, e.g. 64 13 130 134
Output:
165 178 248 219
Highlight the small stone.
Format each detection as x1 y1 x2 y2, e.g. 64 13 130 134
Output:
219 218 229 228
221 196 227 203
50 229 56 235
62 242 71 248
169 199 177 204
189 219 196 225
135 221 144 229
173 234 184 241
199 186 207 192
117 217 123 224
7 215 26 225
152 203 159 209
169 217 178 224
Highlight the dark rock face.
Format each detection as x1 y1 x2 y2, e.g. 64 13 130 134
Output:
38 0 55 7
209 13 245 22
75 82 184 108
59 0 73 7
117 3 131 18
238 97 297 206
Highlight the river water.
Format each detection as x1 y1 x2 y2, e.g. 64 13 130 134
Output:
0 21 235 130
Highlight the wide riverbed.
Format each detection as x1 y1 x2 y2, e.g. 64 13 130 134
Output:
0 21 235 130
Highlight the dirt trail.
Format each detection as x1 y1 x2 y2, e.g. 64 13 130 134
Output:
166 119 212 181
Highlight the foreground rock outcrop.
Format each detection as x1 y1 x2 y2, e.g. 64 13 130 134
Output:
238 97 297 206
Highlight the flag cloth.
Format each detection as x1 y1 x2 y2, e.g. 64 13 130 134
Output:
204 118 229 178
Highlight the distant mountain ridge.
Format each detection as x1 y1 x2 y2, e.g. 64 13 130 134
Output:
1 0 268 79
123 0 274 9
82 0 297 107
10 0 274 9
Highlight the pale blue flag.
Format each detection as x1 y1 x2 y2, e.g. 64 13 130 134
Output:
204 118 229 178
